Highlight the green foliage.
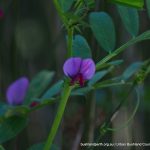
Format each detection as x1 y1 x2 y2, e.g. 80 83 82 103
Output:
72 66 116 95
71 87 92 96
122 62 142 81
107 86 141 131
108 0 144 9
72 35 91 58
0 104 29 124
0 0 149 147
24 71 55 105
0 102 60 144
0 145 5 150
89 12 116 52
42 80 64 99
84 0 95 9
4 106 29 119
109 60 124 65
96 30 150 70
58 0 74 12
96 59 124 70
0 116 27 143
72 61 145 95
146 0 150 19
117 5 139 37
43 81 72 150
93 78 128 90
88 70 108 86
0 105 8 122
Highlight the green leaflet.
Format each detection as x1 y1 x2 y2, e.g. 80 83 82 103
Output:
117 5 139 37
108 0 144 9
89 12 116 52
0 116 28 143
42 80 64 99
72 35 92 58
58 0 74 12
24 70 55 105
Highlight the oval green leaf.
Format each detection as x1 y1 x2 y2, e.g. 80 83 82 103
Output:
72 35 92 58
58 0 74 12
89 12 116 52
0 116 27 143
71 87 92 96
122 62 142 81
88 70 108 86
24 70 55 105
117 5 139 37
42 80 64 99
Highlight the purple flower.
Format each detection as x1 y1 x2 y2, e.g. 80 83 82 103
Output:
6 77 29 105
63 57 95 86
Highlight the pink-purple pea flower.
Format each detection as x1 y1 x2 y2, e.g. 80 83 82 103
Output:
6 77 29 105
63 57 96 86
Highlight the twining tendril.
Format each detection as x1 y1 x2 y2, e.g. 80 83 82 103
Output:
107 86 141 132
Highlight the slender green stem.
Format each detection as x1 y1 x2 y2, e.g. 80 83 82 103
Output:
67 27 74 57
29 98 57 113
96 42 131 70
94 81 132 89
53 0 74 57
96 30 150 70
44 82 72 150
53 0 67 26
44 2 73 149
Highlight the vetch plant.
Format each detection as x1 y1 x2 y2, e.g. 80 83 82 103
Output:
0 0 150 149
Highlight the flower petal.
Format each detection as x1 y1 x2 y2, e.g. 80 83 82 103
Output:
63 57 82 77
6 77 29 105
80 59 95 80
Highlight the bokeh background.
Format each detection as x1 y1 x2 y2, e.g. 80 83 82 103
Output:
0 0 150 150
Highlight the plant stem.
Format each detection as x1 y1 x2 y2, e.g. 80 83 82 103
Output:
53 0 74 58
67 27 74 57
96 30 150 70
44 81 72 150
53 0 67 26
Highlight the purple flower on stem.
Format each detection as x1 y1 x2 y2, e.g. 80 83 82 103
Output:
63 57 96 86
6 77 29 105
